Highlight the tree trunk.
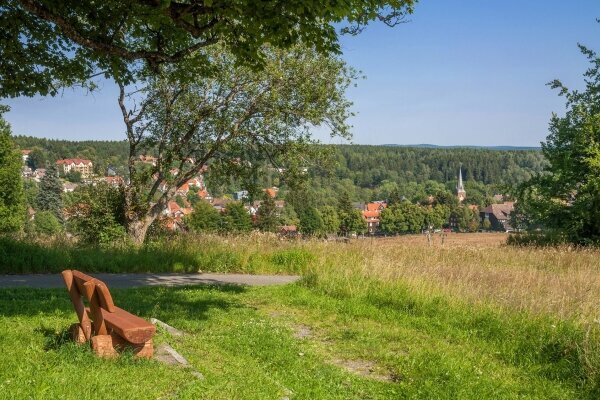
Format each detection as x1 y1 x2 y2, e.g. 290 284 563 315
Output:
123 184 162 245
127 218 153 245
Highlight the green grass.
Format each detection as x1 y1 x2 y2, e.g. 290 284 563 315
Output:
0 235 314 274
1 281 597 399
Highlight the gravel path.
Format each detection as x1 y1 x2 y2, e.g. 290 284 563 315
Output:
0 273 301 288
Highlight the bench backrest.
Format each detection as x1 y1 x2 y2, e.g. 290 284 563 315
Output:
62 269 116 338
70 270 116 312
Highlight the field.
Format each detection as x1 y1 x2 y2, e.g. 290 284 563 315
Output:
1 233 599 399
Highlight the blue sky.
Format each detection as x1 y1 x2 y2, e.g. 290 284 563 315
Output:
4 0 600 146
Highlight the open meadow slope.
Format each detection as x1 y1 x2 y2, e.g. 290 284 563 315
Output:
1 233 599 399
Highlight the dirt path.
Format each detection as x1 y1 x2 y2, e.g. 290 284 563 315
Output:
0 273 301 288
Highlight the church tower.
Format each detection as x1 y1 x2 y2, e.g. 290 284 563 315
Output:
457 166 466 203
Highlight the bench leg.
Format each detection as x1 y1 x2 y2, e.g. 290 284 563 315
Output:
135 339 153 359
69 323 87 345
110 333 153 358
91 335 118 358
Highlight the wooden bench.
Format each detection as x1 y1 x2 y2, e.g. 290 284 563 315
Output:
62 270 155 358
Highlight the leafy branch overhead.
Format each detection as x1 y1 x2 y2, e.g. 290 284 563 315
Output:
0 0 415 97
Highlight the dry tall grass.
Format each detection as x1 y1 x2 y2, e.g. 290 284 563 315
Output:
306 233 600 324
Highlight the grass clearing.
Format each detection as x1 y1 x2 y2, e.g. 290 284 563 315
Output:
1 233 599 398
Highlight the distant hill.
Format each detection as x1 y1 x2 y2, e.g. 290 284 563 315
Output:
383 144 541 151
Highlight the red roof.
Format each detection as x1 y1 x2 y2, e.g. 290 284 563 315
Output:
366 202 386 211
56 158 92 165
21 149 32 155
197 190 210 199
264 188 277 198
177 183 190 193
167 201 181 213
363 210 380 218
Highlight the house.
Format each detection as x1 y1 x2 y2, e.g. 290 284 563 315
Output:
164 201 192 218
33 168 46 182
176 182 191 196
56 158 93 178
175 177 204 196
62 182 78 193
362 201 387 234
233 190 248 201
103 176 124 187
197 189 212 202
264 187 279 198
211 197 232 212
21 149 31 164
480 202 515 231
138 155 157 166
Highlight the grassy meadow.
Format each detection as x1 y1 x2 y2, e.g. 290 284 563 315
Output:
1 233 599 399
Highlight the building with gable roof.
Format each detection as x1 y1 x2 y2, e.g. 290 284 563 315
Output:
480 202 515 231
56 158 94 178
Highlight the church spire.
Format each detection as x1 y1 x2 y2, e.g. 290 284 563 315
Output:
457 165 466 202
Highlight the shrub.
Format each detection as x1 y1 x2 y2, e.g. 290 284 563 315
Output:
33 211 62 236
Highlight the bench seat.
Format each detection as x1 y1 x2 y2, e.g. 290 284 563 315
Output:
101 306 156 344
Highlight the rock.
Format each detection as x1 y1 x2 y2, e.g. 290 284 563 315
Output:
154 343 189 366
150 318 185 337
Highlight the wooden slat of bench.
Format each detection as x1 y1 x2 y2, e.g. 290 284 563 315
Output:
101 307 156 344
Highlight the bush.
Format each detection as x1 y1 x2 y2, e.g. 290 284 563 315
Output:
66 182 126 244
33 211 62 235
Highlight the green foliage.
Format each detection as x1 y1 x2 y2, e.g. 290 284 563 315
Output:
174 195 186 208
0 240 597 398
424 204 451 229
0 116 25 233
23 179 39 208
256 193 279 233
11 135 545 212
13 136 128 175
117 43 355 243
0 0 414 97
482 218 492 231
336 191 366 235
66 182 126 244
26 147 46 170
33 210 62 236
380 201 425 234
337 191 354 215
453 206 480 233
36 164 63 222
221 202 252 233
298 207 324 236
515 45 600 245
64 169 82 183
339 209 367 236
186 200 221 234
319 206 340 234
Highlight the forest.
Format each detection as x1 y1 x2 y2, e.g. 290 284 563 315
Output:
13 136 546 206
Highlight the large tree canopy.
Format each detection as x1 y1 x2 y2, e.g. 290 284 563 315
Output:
514 45 600 245
118 43 354 243
0 0 415 97
0 109 24 233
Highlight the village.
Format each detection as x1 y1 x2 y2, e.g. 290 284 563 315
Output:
19 149 516 237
